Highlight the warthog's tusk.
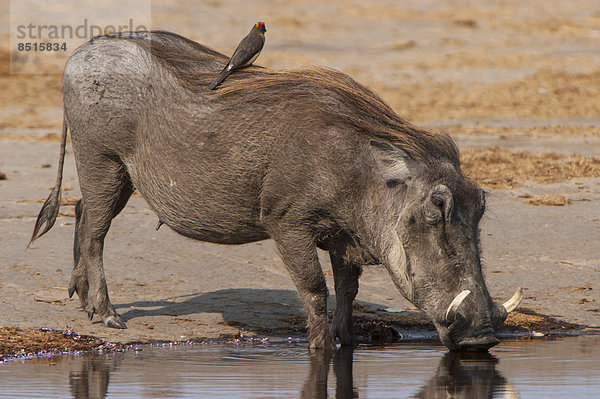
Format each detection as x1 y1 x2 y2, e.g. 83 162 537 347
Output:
503 287 523 313
445 290 471 324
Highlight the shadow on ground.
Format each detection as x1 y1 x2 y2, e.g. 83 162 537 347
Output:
113 288 416 340
116 288 303 323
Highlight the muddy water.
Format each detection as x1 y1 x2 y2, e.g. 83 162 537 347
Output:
1 335 599 398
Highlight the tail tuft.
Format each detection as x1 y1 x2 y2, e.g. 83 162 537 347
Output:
29 186 61 246
28 112 68 248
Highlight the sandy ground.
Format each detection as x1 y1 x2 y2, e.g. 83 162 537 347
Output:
1 0 599 352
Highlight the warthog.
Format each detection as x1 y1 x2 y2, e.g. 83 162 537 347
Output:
31 31 521 351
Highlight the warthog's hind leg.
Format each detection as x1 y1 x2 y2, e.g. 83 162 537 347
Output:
71 150 133 329
69 199 90 311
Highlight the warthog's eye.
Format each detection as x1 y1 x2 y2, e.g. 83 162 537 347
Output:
431 194 444 207
386 178 405 188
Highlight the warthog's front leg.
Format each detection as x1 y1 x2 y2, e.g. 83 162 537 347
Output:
329 246 362 346
270 229 335 351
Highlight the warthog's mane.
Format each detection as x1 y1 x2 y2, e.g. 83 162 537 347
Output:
99 30 460 167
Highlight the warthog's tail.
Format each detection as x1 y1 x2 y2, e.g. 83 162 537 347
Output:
29 112 68 246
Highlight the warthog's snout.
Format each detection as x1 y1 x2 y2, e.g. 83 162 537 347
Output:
440 288 523 351
457 329 500 351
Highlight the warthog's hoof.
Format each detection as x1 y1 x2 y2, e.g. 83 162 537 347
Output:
332 326 357 347
105 315 127 329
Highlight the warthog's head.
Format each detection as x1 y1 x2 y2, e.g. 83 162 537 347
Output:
364 139 521 351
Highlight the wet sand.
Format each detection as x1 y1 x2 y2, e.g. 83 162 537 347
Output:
1 0 599 353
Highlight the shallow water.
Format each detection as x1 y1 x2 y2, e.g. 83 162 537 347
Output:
1 335 599 398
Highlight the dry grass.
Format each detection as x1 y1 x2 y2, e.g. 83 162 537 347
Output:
0 49 63 129
504 308 582 332
18 196 79 206
0 132 63 141
442 124 600 137
0 111 62 130
377 69 600 122
461 147 600 189
0 50 63 107
0 327 102 357
524 194 571 206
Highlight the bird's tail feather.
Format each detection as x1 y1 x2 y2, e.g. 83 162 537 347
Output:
208 68 232 90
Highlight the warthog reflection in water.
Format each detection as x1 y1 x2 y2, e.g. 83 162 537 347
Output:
65 347 518 398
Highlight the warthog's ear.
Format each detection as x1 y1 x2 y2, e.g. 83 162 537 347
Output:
369 140 411 186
